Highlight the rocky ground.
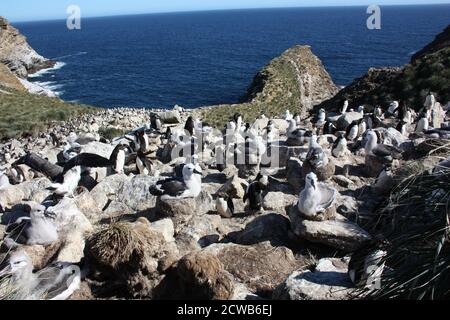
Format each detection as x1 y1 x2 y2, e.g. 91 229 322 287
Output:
1 102 448 300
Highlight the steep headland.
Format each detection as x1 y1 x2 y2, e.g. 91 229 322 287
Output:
0 17 55 79
198 45 338 127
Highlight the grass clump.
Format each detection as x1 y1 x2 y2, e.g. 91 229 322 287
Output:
364 148 450 300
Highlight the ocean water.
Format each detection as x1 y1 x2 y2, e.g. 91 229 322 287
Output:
14 5 450 109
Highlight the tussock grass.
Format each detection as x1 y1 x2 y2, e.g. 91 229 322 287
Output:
0 85 97 140
364 148 450 300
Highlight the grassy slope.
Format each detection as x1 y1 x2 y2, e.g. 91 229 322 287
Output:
0 85 97 139
318 47 450 112
198 46 337 128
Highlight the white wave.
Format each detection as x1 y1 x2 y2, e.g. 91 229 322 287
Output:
52 51 87 60
34 81 64 91
28 62 66 78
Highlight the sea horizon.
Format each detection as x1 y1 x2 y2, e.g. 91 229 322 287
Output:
9 3 450 23
9 4 450 109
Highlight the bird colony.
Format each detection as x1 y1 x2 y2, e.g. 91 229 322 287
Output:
0 95 449 300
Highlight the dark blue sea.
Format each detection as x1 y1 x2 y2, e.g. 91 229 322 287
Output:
14 5 450 108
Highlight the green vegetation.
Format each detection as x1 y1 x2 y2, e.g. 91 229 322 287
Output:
0 85 97 140
98 127 126 140
199 46 337 128
362 142 450 300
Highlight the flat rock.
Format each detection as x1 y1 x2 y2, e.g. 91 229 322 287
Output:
273 258 354 300
288 206 372 252
204 241 300 297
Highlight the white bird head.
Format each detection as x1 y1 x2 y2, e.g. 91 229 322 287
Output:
183 163 202 179
0 251 33 279
305 172 318 190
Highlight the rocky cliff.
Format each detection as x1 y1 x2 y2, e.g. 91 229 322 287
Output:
412 24 450 63
0 17 55 79
318 24 450 112
200 45 338 126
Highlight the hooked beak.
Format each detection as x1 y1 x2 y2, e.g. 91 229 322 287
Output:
193 169 202 175
0 265 12 277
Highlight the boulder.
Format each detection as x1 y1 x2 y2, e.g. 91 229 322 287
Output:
204 241 300 297
90 174 130 211
154 110 181 124
263 192 298 212
154 251 235 300
302 160 336 181
273 258 354 300
0 178 52 209
225 213 291 246
81 142 114 159
149 218 175 243
216 175 248 199
175 214 225 255
47 197 93 235
116 175 158 212
288 206 372 252
156 191 214 231
56 230 86 263
336 112 363 130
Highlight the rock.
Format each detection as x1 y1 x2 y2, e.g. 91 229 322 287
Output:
378 127 406 148
225 213 291 246
204 242 300 297
263 192 298 212
81 141 114 159
116 175 158 212
56 230 85 263
17 241 62 270
156 191 214 231
216 175 248 199
302 160 336 181
272 144 308 168
231 282 264 300
175 214 225 255
154 251 235 300
273 258 353 300
286 157 304 191
241 46 338 118
90 174 130 211
333 175 354 188
288 206 372 252
0 17 54 79
73 188 101 224
336 112 363 131
101 200 134 220
0 178 52 209
47 197 93 235
149 218 175 243
154 110 181 124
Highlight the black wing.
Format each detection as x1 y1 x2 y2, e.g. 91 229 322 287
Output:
227 197 235 215
373 144 403 159
63 153 111 174
150 177 186 196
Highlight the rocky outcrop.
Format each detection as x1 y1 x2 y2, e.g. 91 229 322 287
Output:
412 24 450 63
199 45 339 127
0 63 25 91
0 17 54 79
242 45 339 118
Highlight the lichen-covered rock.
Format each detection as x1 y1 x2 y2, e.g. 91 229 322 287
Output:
216 175 248 199
273 258 354 300
288 206 372 252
